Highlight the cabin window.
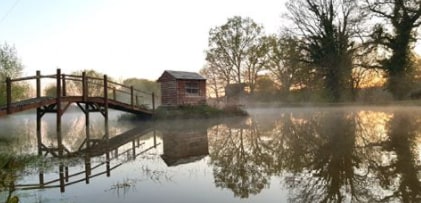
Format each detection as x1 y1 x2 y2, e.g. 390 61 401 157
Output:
185 81 200 96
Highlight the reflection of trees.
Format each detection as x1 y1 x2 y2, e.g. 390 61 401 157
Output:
264 112 318 174
0 154 39 203
269 111 374 202
0 155 18 202
370 112 421 202
0 117 37 155
208 111 377 201
274 110 421 202
208 118 273 198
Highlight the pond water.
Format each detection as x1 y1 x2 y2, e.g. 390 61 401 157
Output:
1 106 421 202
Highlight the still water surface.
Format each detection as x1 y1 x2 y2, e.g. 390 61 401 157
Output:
1 106 421 202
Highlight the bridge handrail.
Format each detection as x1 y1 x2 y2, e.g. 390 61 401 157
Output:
59 73 151 96
9 74 57 82
4 69 158 114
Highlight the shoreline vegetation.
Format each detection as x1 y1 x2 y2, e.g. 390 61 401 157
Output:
154 105 248 120
117 99 421 121
243 99 421 108
118 104 248 121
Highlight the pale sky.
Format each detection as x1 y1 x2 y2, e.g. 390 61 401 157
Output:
0 0 287 81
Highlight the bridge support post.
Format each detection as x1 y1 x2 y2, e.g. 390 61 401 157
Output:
85 103 90 149
36 71 42 155
82 71 91 149
103 75 109 123
85 155 91 184
39 170 44 188
132 140 136 160
82 71 92 182
153 129 157 147
59 164 65 192
56 69 63 157
103 74 111 177
36 108 42 155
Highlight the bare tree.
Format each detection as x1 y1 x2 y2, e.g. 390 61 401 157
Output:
265 34 307 97
199 64 224 102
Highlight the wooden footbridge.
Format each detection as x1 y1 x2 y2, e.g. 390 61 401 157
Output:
0 69 159 157
0 69 156 117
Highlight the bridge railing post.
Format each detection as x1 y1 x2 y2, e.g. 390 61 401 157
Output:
152 92 155 112
112 87 116 100
56 69 63 156
6 77 11 114
130 86 134 109
103 75 108 101
36 70 42 155
82 72 87 101
103 75 108 119
136 95 139 107
62 74 66 97
56 69 62 102
36 71 41 98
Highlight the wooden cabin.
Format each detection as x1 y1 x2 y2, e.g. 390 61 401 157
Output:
157 70 206 106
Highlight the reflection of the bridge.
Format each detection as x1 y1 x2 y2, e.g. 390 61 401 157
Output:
15 125 160 193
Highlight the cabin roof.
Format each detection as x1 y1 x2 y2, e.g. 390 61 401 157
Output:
158 70 206 81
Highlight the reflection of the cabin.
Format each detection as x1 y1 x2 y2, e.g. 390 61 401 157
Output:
15 126 159 193
160 128 209 167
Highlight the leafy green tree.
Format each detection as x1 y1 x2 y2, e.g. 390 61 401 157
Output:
364 0 421 99
286 0 364 102
122 78 159 106
0 43 28 105
244 36 269 93
265 34 312 99
206 16 266 88
44 84 56 97
253 75 279 102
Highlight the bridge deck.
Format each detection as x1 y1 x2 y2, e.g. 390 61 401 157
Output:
0 96 153 117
